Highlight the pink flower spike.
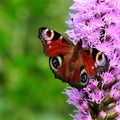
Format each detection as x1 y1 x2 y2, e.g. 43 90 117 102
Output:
101 71 115 87
99 111 107 118
87 90 104 104
115 115 120 120
114 99 120 114
65 0 120 119
72 112 92 120
64 87 84 106
110 82 120 100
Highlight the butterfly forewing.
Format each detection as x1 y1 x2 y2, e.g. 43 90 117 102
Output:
38 27 73 57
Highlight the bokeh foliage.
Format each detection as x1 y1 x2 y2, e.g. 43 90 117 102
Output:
0 0 74 120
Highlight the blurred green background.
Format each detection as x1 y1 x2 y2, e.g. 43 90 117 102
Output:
0 0 74 120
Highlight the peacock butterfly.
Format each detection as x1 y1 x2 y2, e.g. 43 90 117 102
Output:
38 27 109 90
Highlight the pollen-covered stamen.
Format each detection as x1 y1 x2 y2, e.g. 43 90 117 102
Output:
41 28 54 41
96 52 106 67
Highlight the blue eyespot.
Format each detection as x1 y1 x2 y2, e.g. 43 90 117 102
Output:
81 73 88 83
80 68 89 86
52 57 60 69
50 56 62 71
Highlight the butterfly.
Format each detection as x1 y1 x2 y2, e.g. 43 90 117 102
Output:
38 27 109 90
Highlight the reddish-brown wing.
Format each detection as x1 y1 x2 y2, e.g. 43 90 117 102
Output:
38 27 73 57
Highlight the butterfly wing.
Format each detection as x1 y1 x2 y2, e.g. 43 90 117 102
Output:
38 27 73 57
82 48 109 76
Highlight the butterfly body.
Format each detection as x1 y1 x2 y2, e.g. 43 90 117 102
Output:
38 27 108 89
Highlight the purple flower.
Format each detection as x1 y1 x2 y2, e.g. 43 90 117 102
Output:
64 0 120 119
99 111 106 118
110 82 120 100
114 99 120 114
